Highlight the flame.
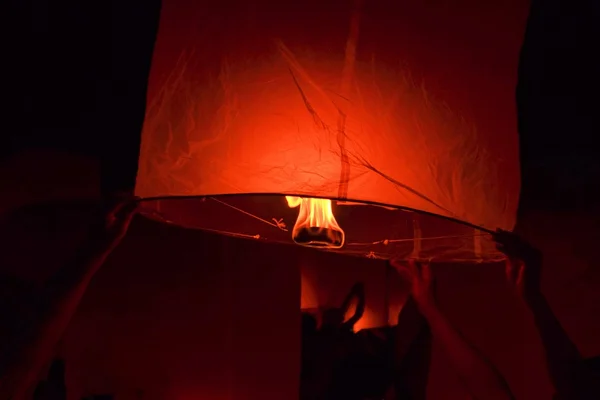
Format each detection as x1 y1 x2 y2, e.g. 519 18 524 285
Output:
285 196 345 249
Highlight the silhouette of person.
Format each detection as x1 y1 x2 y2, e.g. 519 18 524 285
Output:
390 259 515 400
0 199 138 400
320 282 366 335
495 229 600 400
32 358 66 400
300 282 366 399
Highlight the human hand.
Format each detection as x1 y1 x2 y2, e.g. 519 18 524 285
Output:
390 259 437 314
344 282 365 306
320 307 345 331
493 229 542 300
88 198 139 253
350 282 365 295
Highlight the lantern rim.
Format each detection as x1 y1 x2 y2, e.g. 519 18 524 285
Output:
136 193 497 236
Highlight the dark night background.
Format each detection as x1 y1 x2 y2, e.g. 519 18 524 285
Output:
516 0 599 212
2 0 599 399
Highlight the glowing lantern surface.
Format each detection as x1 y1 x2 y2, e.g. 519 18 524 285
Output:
136 0 524 262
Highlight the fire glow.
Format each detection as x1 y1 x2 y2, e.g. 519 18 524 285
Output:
285 196 345 249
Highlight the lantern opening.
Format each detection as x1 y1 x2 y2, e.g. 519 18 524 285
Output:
138 195 506 262
285 196 345 249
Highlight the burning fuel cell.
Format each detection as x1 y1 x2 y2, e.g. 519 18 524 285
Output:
285 196 345 249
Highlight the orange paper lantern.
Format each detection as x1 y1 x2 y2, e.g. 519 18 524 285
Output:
136 0 525 262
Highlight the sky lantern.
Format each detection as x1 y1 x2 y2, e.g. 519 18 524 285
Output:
135 0 524 262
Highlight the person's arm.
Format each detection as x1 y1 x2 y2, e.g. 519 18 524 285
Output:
391 259 515 400
495 229 600 399
393 295 432 400
525 292 598 399
422 304 514 400
340 282 365 330
0 201 137 400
